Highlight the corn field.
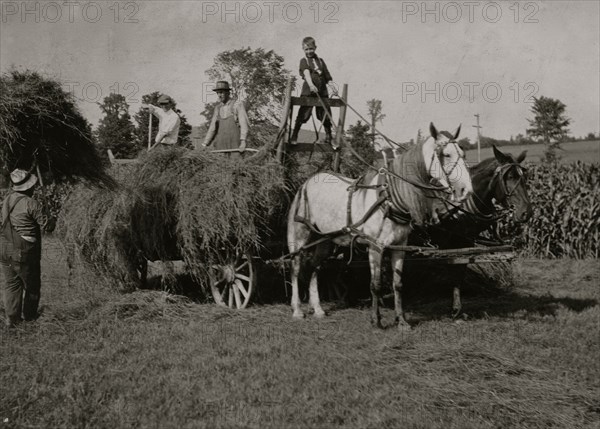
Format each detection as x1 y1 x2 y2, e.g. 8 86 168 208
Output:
500 161 599 258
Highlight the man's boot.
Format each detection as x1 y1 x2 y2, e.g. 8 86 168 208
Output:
325 127 335 149
290 122 302 145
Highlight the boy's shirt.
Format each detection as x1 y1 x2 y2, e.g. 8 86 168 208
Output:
147 105 181 144
299 55 332 96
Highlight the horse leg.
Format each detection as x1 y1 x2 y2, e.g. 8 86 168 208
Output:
308 242 331 318
452 264 466 319
452 286 461 318
308 269 325 318
368 248 384 329
391 250 411 330
290 256 305 319
139 257 148 288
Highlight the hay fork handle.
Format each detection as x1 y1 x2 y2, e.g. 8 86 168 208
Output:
148 113 152 150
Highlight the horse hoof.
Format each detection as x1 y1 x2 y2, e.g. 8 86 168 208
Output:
292 311 305 320
313 310 326 319
371 320 384 329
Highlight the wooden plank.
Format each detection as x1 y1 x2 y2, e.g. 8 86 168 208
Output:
107 149 138 165
408 253 514 265
276 78 293 163
291 97 345 108
412 245 513 257
333 84 348 173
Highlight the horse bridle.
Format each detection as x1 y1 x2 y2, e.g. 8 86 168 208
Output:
428 139 465 190
487 162 527 207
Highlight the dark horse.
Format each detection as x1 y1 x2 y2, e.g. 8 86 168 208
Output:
418 145 533 316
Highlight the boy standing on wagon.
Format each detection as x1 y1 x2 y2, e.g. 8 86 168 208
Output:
142 94 181 149
290 36 335 147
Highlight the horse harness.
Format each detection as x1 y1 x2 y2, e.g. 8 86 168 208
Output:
292 144 458 257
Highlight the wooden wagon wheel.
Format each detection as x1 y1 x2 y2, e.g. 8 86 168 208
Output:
210 252 256 309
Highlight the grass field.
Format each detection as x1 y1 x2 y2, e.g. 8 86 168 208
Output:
1 237 599 428
464 140 599 165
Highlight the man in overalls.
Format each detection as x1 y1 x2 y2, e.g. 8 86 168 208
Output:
1 169 52 328
200 81 250 159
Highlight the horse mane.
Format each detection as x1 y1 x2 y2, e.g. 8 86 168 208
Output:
469 157 497 182
469 151 517 182
387 139 438 225
391 139 428 180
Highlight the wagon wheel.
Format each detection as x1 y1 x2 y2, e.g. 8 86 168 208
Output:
210 252 255 309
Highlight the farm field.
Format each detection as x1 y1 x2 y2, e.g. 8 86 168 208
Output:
464 140 599 164
1 237 599 429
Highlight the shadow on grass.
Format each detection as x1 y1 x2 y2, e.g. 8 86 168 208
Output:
130 257 598 325
401 262 599 323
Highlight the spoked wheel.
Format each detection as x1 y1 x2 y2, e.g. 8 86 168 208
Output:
210 252 255 309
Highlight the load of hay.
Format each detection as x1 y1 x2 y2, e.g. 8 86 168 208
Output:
58 147 289 291
0 69 115 187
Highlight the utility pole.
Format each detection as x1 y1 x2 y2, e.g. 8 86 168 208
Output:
473 114 482 162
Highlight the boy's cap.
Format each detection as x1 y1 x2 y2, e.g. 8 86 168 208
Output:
213 81 232 92
157 95 172 105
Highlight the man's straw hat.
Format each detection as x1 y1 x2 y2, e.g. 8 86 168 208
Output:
10 169 38 192
213 81 232 92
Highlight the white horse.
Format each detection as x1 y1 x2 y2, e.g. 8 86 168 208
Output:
287 123 473 330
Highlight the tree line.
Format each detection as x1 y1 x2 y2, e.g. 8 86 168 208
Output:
4 47 590 168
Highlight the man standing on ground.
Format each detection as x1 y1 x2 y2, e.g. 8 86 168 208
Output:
1 169 53 328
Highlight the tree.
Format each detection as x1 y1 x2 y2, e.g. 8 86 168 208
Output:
201 47 294 127
95 93 138 159
366 99 386 149
457 137 471 151
416 128 425 144
526 96 571 162
133 92 192 149
340 121 377 177
586 132 597 141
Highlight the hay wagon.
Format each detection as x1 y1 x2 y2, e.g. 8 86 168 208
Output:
193 80 515 310
103 80 515 310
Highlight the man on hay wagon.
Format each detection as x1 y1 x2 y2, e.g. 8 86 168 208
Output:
199 81 250 159
142 94 181 150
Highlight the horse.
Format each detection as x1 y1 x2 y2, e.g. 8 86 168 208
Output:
287 122 473 330
419 145 532 316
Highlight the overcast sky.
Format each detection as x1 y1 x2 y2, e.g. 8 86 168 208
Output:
1 0 598 143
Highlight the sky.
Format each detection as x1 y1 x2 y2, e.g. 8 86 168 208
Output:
1 0 599 144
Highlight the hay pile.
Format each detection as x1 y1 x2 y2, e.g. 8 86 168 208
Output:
0 69 115 186
58 147 288 291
